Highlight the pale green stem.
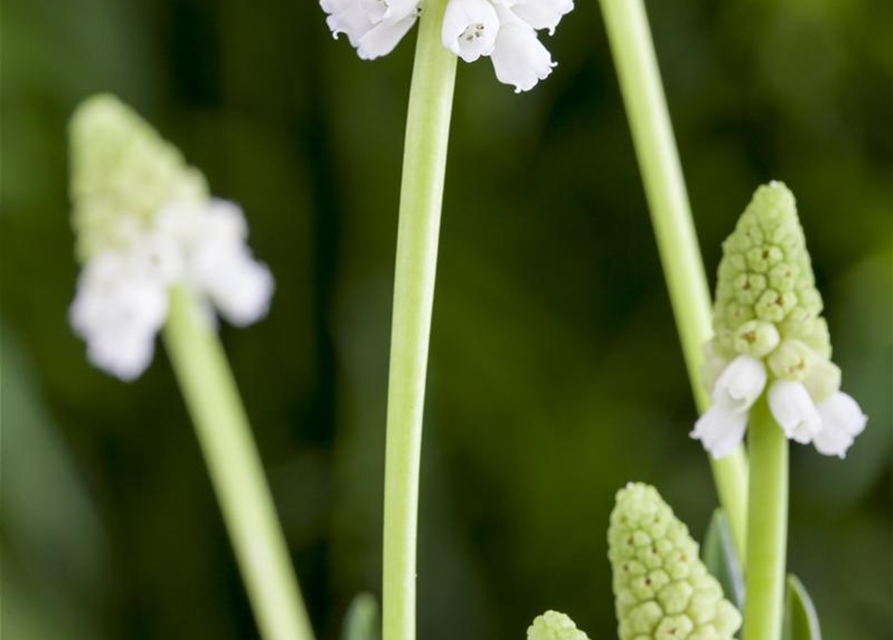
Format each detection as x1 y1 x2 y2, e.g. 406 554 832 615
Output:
598 0 749 559
743 398 788 640
162 287 315 640
382 1 457 639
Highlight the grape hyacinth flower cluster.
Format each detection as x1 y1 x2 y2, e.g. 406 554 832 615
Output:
320 0 574 92
69 95 274 381
692 182 867 459
608 483 742 640
527 611 591 640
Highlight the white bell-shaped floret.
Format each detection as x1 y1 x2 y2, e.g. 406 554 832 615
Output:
442 0 500 62
691 404 749 460
509 0 574 35
711 354 767 413
768 380 823 444
813 392 868 458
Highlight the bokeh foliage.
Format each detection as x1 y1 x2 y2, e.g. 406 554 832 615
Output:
2 0 890 639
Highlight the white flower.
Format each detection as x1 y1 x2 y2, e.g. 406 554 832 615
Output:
357 11 420 60
768 380 823 444
691 405 748 460
490 4 556 93
360 0 420 23
442 0 500 62
691 355 765 458
322 0 574 92
192 242 275 326
813 392 868 458
321 0 374 47
70 253 168 380
85 323 157 382
508 0 573 35
321 0 420 60
130 231 184 284
711 354 767 413
71 199 274 381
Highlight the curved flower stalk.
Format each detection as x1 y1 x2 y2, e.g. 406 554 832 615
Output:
598 0 748 561
320 0 574 92
319 2 569 638
692 182 868 460
608 483 742 640
68 95 314 640
527 611 591 640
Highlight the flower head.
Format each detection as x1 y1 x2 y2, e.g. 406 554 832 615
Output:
527 611 590 640
319 0 573 92
69 95 274 381
608 483 742 640
693 182 866 458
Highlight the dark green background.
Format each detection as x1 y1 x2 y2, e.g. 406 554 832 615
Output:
3 0 891 638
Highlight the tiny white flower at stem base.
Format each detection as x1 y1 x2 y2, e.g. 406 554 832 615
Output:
768 380 823 444
691 404 748 460
711 354 767 413
813 392 868 458
442 0 500 62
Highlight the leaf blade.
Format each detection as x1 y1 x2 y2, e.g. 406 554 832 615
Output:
701 509 746 609
784 574 822 640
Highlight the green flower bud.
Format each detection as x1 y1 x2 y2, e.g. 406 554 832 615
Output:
803 359 842 403
733 320 780 358
69 94 208 262
527 611 590 640
608 483 741 640
767 339 814 382
712 182 829 366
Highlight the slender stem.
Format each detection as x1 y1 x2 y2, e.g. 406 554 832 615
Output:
382 2 457 639
162 287 315 640
743 398 788 640
598 0 749 559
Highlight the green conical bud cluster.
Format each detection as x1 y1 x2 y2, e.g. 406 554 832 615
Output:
705 181 838 397
69 94 208 262
527 611 591 640
608 483 741 640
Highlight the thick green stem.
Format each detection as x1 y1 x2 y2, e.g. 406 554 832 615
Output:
598 0 749 559
743 398 788 640
162 287 315 640
382 3 457 640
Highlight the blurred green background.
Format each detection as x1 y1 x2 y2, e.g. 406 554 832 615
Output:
2 0 891 638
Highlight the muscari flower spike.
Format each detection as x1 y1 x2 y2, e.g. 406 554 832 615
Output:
692 182 867 459
69 94 274 381
320 0 573 93
609 483 741 640
527 610 591 640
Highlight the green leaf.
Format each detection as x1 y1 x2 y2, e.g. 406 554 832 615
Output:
784 574 822 640
701 509 745 609
341 593 381 640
